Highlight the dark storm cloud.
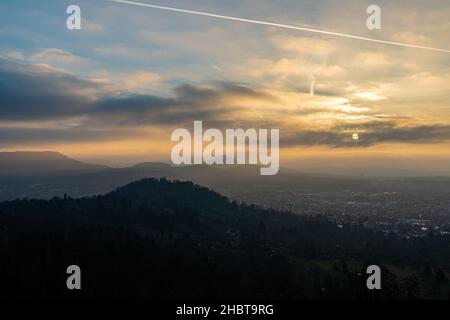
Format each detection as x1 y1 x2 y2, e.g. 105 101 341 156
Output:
282 123 450 148
0 58 100 120
90 84 253 126
359 124 450 146
0 58 267 126
192 81 280 102
90 93 231 127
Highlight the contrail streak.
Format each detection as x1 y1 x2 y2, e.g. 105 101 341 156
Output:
105 0 450 54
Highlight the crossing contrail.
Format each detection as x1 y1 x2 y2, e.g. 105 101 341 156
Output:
105 0 450 54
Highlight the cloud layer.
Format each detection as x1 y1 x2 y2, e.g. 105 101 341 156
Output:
1 57 450 149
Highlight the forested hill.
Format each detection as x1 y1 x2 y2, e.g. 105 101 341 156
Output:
0 178 449 300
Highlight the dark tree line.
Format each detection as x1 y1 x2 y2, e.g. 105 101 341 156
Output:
0 178 449 299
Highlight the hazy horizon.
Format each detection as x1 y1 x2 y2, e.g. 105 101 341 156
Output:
2 149 450 178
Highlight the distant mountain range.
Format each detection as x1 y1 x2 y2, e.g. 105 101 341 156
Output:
1 151 450 208
0 151 107 175
0 151 362 201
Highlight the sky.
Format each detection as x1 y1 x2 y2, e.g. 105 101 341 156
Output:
1 0 450 174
